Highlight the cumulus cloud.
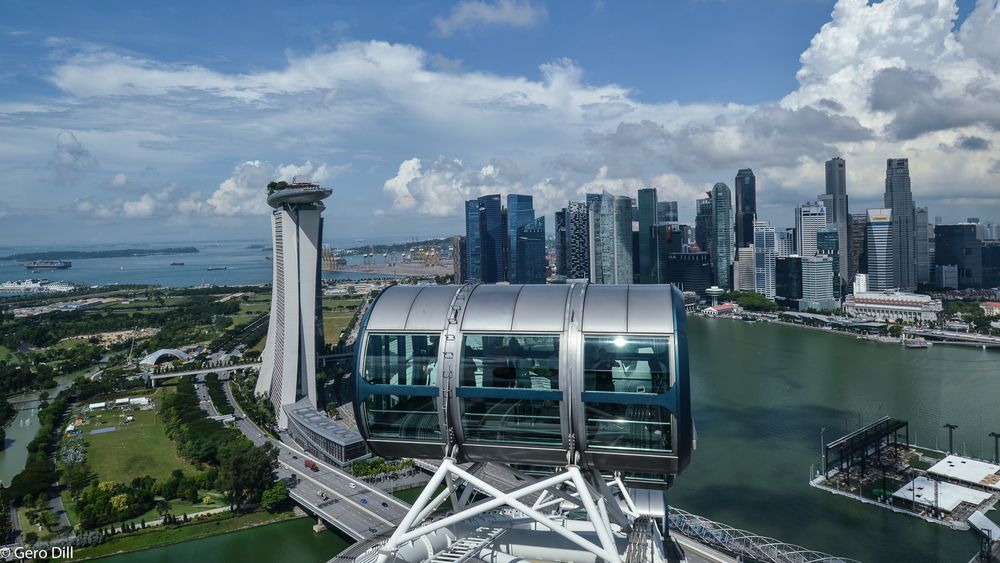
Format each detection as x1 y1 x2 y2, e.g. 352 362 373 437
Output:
122 193 156 218
433 0 547 36
50 131 98 185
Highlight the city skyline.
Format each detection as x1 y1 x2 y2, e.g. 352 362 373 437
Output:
2 0 1000 244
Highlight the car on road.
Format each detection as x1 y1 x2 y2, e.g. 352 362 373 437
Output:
359 498 368 505
368 527 378 533
292 455 298 459
348 482 357 489
381 502 388 507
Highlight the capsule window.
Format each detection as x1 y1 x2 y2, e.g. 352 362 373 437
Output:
459 334 560 390
585 402 672 452
364 394 441 440
583 336 670 394
462 398 562 445
363 333 440 386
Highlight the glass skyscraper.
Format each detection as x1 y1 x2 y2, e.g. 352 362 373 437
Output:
735 168 756 249
516 216 546 284
825 157 850 286
637 188 657 283
711 182 733 289
589 191 633 284
565 201 591 279
464 199 482 283
506 194 535 284
884 158 917 290
753 221 776 299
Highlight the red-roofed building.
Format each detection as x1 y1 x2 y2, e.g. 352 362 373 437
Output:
981 302 1000 317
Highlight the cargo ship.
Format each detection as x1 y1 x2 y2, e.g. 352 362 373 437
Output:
170 262 185 266
24 260 72 270
206 266 228 271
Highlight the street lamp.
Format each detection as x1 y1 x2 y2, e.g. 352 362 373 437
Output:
943 423 958 454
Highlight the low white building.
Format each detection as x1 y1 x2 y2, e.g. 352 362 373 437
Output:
843 291 942 324
129 397 150 406
88 402 106 410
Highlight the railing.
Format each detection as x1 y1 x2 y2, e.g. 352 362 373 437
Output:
669 508 860 563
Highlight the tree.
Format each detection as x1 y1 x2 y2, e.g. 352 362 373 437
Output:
260 480 288 512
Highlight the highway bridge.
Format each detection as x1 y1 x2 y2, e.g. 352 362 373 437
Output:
905 327 1000 348
147 349 354 382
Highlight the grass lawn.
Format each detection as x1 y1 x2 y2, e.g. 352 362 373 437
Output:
392 484 445 505
80 394 201 483
323 312 355 346
73 510 301 560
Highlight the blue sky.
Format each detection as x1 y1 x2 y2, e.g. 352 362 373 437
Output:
1 0 998 244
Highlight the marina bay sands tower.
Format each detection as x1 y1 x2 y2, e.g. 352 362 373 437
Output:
255 181 332 428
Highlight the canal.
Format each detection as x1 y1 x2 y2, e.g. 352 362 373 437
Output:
2 317 997 562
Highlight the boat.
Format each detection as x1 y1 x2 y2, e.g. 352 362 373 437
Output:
206 266 228 271
23 260 71 270
170 262 185 266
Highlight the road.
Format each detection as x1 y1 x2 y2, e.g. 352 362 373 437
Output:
218 381 408 540
148 363 262 381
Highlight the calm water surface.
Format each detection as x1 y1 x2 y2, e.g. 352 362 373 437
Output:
675 316 1000 563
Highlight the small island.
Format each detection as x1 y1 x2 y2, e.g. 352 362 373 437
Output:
2 247 200 261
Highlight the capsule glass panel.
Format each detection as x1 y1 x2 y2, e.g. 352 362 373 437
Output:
363 333 440 386
458 334 562 446
584 402 672 452
362 333 441 440
364 394 441 440
583 335 670 394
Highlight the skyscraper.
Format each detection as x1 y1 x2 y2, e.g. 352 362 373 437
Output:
478 194 505 284
711 183 734 289
452 235 466 283
465 200 482 282
775 229 795 257
637 188 657 283
884 158 917 290
848 212 868 282
565 201 590 279
915 207 929 285
801 256 837 311
817 224 841 299
516 216 546 284
866 209 894 291
695 197 713 253
256 182 331 428
554 209 567 276
667 252 712 297
827 157 852 288
735 169 756 249
589 191 633 284
935 224 983 288
753 221 776 299
775 256 803 302
656 200 679 223
733 246 755 292
654 223 684 283
795 202 827 257
506 194 535 284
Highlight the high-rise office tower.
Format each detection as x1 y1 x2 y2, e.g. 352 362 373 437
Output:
256 182 331 428
816 224 841 299
589 192 634 284
554 209 567 276
775 255 803 302
795 202 827 257
565 201 591 279
735 169 756 249
465 200 482 282
753 221 776 299
452 235 466 283
775 230 795 257
656 200 679 223
866 209 894 291
637 188 657 283
478 195 505 283
848 212 868 282
654 223 684 283
711 183 734 289
915 207 929 285
825 157 851 288
667 252 712 297
695 197 713 253
516 216 546 284
884 158 917 290
733 246 755 292
801 256 837 311
506 194 535 284
935 224 983 288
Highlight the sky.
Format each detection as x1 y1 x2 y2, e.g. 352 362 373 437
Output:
1 0 998 245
